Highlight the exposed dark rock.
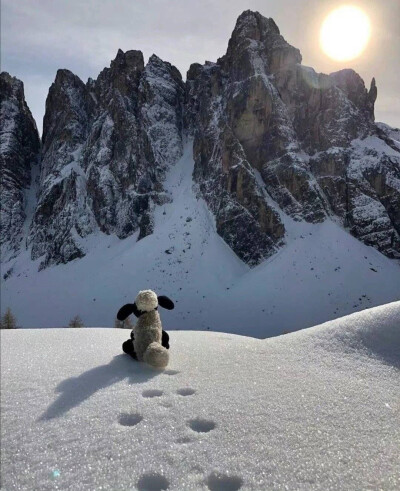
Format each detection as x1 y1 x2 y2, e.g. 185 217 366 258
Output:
1 10 399 269
29 68 97 266
0 72 40 257
28 50 184 268
186 9 400 262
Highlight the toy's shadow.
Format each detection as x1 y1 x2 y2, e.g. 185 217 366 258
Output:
39 355 159 421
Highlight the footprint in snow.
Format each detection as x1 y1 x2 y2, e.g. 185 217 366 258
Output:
142 389 164 398
176 436 193 444
188 418 216 433
206 472 243 491
164 369 179 376
177 388 196 396
118 413 143 427
137 472 169 491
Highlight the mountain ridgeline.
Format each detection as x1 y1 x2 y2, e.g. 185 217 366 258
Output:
1 10 400 271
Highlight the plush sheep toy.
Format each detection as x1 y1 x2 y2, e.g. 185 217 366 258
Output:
117 290 174 369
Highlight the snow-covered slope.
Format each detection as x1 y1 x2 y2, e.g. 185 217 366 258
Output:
1 302 399 490
2 142 400 335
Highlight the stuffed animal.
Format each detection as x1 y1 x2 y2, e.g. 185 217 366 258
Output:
117 290 174 369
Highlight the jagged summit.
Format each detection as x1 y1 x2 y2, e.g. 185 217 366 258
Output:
112 48 144 65
185 10 398 263
0 72 40 256
329 68 377 120
1 10 399 276
232 10 282 39
222 9 302 72
27 47 184 269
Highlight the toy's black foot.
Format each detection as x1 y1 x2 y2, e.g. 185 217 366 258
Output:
122 339 138 360
162 330 170 350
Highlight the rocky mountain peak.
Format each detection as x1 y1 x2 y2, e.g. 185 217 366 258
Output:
148 53 164 65
146 53 183 83
1 10 399 272
0 72 40 259
23 46 184 269
1 73 39 136
368 77 378 117
110 49 144 72
221 9 302 81
42 69 90 154
94 49 145 102
54 68 82 85
185 10 399 263
1 72 24 102
329 68 377 121
232 10 281 41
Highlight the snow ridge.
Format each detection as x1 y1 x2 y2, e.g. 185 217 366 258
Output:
1 302 399 490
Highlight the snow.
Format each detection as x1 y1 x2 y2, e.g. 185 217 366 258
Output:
2 142 400 335
376 122 400 150
21 160 40 240
140 55 183 173
1 302 399 490
0 100 18 154
348 136 400 197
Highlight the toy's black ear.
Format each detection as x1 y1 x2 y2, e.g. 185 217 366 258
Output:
117 304 135 321
132 303 142 318
158 295 174 310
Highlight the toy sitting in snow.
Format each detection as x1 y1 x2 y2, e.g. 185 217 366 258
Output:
117 290 174 368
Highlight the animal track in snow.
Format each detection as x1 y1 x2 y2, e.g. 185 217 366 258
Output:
177 388 196 396
118 413 143 427
206 472 243 491
160 401 173 408
164 369 179 376
137 472 169 490
176 436 193 444
188 418 216 433
142 389 164 398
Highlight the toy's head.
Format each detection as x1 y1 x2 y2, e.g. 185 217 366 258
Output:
135 290 158 312
117 290 174 320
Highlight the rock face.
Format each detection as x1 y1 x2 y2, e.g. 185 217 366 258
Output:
1 10 399 271
186 10 400 262
28 51 184 268
0 73 40 258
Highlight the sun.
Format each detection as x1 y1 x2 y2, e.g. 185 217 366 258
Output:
320 5 371 62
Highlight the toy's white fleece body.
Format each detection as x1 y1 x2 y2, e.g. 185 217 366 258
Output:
133 291 169 369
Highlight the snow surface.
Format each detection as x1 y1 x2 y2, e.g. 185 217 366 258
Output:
1 302 399 490
1 142 400 335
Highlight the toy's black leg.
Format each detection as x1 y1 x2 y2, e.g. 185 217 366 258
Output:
162 330 170 349
122 339 138 360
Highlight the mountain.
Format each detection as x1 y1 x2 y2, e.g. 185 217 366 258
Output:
1 302 400 490
186 11 399 264
28 51 184 269
1 10 400 330
0 73 40 258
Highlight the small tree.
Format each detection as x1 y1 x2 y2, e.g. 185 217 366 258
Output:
1 308 17 329
114 317 133 329
68 315 84 328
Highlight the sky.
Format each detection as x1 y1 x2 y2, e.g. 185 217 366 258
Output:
1 0 399 134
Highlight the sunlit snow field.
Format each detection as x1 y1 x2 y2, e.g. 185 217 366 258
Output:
2 143 400 336
1 302 399 490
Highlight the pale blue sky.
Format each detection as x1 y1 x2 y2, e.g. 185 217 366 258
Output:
2 0 399 133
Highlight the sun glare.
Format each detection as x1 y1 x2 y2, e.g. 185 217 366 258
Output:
320 5 371 62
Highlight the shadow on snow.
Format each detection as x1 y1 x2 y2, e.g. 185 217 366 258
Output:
39 354 159 420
